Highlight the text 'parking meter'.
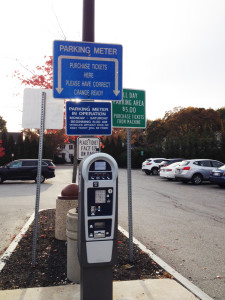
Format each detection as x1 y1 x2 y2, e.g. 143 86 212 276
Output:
78 153 118 300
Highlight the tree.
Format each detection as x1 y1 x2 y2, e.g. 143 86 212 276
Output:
15 134 24 159
0 140 5 158
163 107 221 138
14 56 53 89
220 132 225 162
0 131 8 165
0 116 7 132
145 119 165 157
0 116 7 165
144 106 225 161
217 107 225 122
7 135 15 161
43 130 65 160
217 107 225 133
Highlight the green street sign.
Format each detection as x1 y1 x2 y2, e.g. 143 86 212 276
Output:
112 89 146 128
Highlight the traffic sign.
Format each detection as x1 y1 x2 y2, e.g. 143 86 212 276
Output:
66 101 112 136
112 89 146 128
23 89 64 129
77 137 100 160
53 40 122 100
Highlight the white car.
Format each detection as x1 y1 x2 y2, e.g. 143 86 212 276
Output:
142 158 166 175
159 162 181 180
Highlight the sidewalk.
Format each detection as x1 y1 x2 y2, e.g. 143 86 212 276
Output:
0 279 198 300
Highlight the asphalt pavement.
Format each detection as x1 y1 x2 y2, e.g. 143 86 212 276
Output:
118 169 225 300
0 165 73 255
0 165 224 299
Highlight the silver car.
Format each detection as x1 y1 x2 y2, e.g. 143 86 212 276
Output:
175 159 224 185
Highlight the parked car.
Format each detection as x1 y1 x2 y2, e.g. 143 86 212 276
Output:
175 159 224 185
159 158 185 171
209 165 225 187
159 162 181 180
0 159 55 184
142 158 165 175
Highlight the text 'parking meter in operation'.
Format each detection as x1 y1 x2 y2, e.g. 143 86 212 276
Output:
78 153 118 300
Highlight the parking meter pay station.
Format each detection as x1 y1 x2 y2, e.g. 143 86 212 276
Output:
78 153 118 300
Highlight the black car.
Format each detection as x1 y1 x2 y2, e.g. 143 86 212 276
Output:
158 158 185 171
0 159 55 183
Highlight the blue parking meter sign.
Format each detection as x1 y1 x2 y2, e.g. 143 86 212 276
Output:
66 101 112 136
53 41 122 100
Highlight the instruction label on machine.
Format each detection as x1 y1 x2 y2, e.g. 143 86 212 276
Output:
66 101 112 136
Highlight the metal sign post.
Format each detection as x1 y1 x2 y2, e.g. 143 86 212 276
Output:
127 128 133 262
112 89 146 263
32 91 46 266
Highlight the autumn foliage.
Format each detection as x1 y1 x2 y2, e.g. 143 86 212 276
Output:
14 57 53 89
0 140 5 158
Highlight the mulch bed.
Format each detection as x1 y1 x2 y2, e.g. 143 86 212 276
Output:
0 209 171 290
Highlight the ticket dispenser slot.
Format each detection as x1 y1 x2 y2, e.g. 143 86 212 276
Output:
78 153 118 300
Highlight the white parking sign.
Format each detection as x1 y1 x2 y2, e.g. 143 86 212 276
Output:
77 137 100 160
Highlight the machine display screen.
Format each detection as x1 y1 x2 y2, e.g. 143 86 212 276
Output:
95 190 106 203
95 161 106 171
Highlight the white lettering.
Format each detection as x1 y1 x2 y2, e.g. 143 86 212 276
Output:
59 45 91 54
94 47 118 55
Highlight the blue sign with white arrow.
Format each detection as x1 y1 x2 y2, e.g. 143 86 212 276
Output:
66 101 112 136
53 41 122 100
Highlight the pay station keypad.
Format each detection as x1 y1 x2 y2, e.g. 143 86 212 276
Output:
87 188 113 216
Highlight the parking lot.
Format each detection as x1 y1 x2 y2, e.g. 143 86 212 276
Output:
118 169 225 300
0 166 224 299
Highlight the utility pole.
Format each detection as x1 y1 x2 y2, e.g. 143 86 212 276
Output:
83 0 95 42
72 0 94 183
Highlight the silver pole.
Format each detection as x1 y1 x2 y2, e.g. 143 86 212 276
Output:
32 91 46 266
127 128 133 262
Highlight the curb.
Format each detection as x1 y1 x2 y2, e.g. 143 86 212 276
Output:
118 225 213 300
0 212 35 272
0 208 50 272
0 210 213 300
